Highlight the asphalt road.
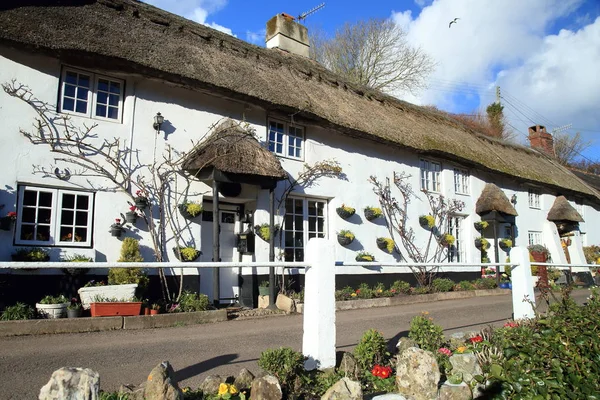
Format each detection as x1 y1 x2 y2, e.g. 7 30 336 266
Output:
0 290 589 399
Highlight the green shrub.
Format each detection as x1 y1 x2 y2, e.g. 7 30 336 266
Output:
473 278 497 290
353 328 389 370
432 278 454 292
335 286 355 301
412 286 431 295
356 283 374 299
258 347 304 392
176 291 209 312
455 280 475 291
109 238 148 291
1 302 35 320
39 294 68 304
408 313 444 352
390 280 411 294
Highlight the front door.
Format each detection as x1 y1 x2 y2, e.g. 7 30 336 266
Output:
200 208 239 304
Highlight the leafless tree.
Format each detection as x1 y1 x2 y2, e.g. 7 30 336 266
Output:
553 131 592 166
311 18 436 94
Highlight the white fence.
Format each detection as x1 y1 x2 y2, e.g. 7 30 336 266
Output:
0 239 594 370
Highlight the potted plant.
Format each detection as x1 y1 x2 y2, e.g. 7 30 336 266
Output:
173 246 202 262
150 303 160 315
36 294 69 319
355 251 375 262
499 238 513 252
133 189 149 210
110 218 125 237
61 253 92 276
440 233 455 247
336 204 355 219
258 281 269 296
528 244 550 263
419 214 435 230
125 205 138 224
11 247 50 262
364 206 383 221
254 223 279 242
89 295 142 317
0 211 16 231
475 237 490 250
474 221 489 232
376 237 395 253
0 302 35 321
337 230 355 246
178 201 203 219
67 299 83 318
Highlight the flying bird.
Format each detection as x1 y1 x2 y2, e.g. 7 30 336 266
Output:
449 17 460 28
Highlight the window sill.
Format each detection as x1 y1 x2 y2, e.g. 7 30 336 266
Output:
59 111 123 125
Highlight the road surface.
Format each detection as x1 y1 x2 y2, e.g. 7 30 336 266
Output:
0 290 588 399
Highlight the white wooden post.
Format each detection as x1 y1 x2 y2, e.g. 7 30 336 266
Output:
303 238 336 370
509 246 536 320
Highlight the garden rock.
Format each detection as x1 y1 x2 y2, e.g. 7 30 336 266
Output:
339 352 360 379
449 332 467 348
200 375 225 395
395 337 418 355
250 374 282 400
275 293 295 313
233 368 255 390
39 367 100 400
395 347 440 400
321 377 362 400
143 361 183 400
449 353 482 384
438 382 472 400
368 393 408 400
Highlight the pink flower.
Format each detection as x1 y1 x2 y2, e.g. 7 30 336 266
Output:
129 205 137 212
438 347 452 357
136 190 142 196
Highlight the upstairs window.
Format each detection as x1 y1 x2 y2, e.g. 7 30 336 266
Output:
16 186 94 247
528 188 540 209
528 231 542 246
453 168 470 195
420 159 441 192
60 68 124 122
268 120 304 159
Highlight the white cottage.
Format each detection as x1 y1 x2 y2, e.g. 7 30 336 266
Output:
0 1 598 307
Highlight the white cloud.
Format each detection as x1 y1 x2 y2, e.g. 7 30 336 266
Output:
414 0 428 8
246 29 266 46
144 0 235 36
389 0 599 154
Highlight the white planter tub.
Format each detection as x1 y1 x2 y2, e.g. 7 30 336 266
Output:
78 284 138 310
36 303 69 319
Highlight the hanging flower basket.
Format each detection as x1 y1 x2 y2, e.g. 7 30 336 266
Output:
337 230 355 246
376 237 394 254
419 215 435 230
364 207 383 221
134 190 149 210
499 239 513 252
475 237 490 250
355 251 375 262
336 204 355 219
110 226 124 237
173 247 202 262
254 224 280 242
125 209 138 224
474 221 489 232
440 234 456 247
178 202 203 220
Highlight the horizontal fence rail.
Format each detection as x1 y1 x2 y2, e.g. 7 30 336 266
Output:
0 261 311 270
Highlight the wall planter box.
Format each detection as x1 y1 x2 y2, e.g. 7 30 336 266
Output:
78 283 138 310
90 302 142 317
36 303 69 319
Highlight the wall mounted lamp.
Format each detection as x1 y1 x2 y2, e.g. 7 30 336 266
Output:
153 112 164 131
510 194 517 205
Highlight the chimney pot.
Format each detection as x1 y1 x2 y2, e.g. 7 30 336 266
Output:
266 14 309 57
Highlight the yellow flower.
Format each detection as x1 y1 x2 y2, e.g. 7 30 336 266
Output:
423 311 429 315
218 383 229 396
377 289 383 293
229 384 238 395
182 387 190 393
456 346 467 353
351 293 357 297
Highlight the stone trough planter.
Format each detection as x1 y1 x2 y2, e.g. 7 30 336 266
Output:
36 302 69 319
78 284 138 310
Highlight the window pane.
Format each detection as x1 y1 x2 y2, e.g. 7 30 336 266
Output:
78 74 90 88
60 226 74 242
294 200 303 214
75 211 88 226
61 209 74 225
76 195 89 210
64 84 76 98
97 91 108 105
22 207 35 223
96 104 107 117
109 81 121 94
308 217 316 231
76 87 89 100
74 227 87 242
285 234 294 247
284 248 294 262
295 249 304 262
20 225 34 241
109 94 119 106
317 218 324 232
65 71 77 84
97 79 109 92
284 217 293 230
37 208 52 224
308 201 316 216
62 193 75 209
36 225 51 242
23 190 37 206
276 144 282 153
294 216 303 229
107 107 119 119
39 192 53 207
63 97 75 111
268 142 275 152
76 100 87 114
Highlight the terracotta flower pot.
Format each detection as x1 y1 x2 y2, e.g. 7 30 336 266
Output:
90 302 142 317
144 307 151 316
150 309 159 315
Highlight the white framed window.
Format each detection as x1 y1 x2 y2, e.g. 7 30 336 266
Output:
528 188 540 209
528 231 542 246
447 215 465 262
60 67 124 122
16 186 94 247
453 168 470 195
268 119 304 160
420 159 441 192
283 197 327 261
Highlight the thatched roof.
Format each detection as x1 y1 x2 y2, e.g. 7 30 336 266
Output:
547 196 584 222
181 119 287 180
0 1 599 202
571 170 600 193
475 183 518 216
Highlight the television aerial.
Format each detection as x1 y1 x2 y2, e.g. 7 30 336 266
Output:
297 3 325 22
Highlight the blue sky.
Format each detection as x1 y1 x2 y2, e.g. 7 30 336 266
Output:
145 0 600 161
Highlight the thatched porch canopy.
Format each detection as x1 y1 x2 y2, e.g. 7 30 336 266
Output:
181 120 287 188
547 196 584 222
475 183 518 217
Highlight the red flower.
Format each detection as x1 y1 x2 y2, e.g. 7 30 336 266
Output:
115 218 121 223
129 205 137 212
469 335 483 344
503 321 518 328
7 211 16 218
390 289 397 293
356 289 361 294
135 190 142 196
371 364 392 379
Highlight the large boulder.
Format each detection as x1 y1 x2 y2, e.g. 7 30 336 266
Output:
143 361 183 400
233 369 255 390
200 375 225 395
321 377 362 400
250 374 282 400
396 337 418 355
438 382 472 400
449 353 482 384
39 367 100 400
395 347 440 400
339 352 360 380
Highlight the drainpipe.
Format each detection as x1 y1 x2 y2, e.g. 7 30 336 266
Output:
268 187 276 309
212 179 220 307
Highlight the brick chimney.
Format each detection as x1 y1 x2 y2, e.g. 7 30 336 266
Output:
266 13 309 58
528 125 555 156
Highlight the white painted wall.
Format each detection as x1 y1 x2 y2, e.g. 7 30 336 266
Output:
0 45 598 286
